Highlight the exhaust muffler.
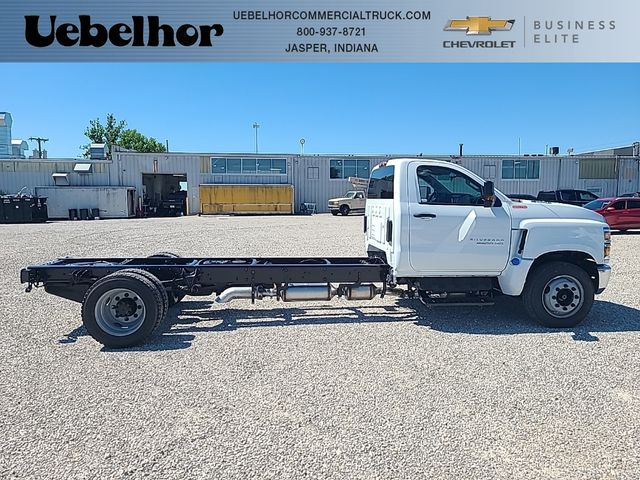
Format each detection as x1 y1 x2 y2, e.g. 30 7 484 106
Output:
213 283 381 304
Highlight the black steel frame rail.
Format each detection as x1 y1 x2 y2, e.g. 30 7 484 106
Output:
21 256 389 302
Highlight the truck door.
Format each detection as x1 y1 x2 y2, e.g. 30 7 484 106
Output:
365 165 394 255
408 163 511 275
605 200 625 228
628 199 640 227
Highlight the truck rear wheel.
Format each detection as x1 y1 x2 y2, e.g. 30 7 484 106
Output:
81 271 165 347
148 252 186 306
522 261 594 328
340 205 350 216
119 268 168 325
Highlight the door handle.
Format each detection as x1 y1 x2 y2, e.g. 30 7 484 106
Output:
414 213 436 218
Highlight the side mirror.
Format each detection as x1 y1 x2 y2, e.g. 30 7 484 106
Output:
482 181 496 207
605 206 615 212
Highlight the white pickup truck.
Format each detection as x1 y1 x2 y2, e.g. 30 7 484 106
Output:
365 158 612 328
21 157 612 347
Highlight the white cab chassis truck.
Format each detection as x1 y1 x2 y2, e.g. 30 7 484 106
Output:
21 158 612 348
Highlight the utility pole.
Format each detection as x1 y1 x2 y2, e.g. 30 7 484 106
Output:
253 122 260 153
29 136 49 159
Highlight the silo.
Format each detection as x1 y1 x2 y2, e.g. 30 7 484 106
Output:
0 112 12 158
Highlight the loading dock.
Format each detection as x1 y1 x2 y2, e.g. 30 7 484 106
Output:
142 173 188 216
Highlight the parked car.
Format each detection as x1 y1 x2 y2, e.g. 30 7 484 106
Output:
507 194 538 201
584 197 640 231
537 189 598 206
328 190 366 216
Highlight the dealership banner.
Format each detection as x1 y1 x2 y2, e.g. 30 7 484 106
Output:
1 0 638 61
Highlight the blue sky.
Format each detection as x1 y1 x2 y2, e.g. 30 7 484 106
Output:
1 63 638 158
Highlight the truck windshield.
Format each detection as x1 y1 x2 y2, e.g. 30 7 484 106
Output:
368 166 394 199
345 192 356 198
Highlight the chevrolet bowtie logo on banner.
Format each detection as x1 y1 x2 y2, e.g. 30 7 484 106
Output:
445 17 515 35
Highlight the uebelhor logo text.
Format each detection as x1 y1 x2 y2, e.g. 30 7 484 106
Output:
24 16 224 47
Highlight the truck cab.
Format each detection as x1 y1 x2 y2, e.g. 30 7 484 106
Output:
329 190 366 216
365 158 612 327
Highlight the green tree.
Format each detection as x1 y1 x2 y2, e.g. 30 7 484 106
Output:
82 113 166 157
119 129 167 153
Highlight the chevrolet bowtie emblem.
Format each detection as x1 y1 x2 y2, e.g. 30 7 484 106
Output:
445 17 515 35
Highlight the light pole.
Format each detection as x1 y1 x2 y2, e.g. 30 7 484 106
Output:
253 122 260 153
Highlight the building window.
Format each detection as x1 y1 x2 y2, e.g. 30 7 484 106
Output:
242 158 256 173
502 159 540 179
210 158 287 175
227 158 242 173
579 158 616 179
212 158 226 174
330 159 370 179
307 167 319 179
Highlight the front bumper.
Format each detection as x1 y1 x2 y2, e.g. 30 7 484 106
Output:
596 264 611 294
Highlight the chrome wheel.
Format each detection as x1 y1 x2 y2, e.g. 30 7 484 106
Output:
94 288 146 336
542 275 584 318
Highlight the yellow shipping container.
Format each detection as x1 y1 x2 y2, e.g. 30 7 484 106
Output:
200 184 294 215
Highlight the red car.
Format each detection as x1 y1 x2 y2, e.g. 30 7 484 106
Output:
584 197 640 231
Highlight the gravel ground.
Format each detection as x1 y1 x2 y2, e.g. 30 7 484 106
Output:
1 214 640 480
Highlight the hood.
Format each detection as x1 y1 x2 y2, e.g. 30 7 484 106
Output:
508 200 605 223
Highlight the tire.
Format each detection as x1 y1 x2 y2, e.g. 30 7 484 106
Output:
522 261 594 328
330 210 339 216
81 271 164 347
339 205 350 216
148 252 186 306
119 268 168 326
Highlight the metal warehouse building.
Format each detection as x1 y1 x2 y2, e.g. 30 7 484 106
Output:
1 147 639 217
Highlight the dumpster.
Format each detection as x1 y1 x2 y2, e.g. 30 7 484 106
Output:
0 195 47 223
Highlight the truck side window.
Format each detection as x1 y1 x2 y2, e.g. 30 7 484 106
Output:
578 191 597 202
417 166 483 206
368 165 394 199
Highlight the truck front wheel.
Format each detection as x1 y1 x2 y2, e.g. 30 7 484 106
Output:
522 261 594 328
340 205 350 216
